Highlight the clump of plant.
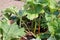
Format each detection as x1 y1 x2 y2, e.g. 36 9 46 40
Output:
22 0 60 40
0 0 60 40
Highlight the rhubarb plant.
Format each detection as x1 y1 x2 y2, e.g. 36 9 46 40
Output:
0 0 60 40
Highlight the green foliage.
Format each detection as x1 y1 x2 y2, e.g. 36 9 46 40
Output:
45 11 60 40
22 0 57 20
2 6 19 20
1 0 60 40
0 20 25 40
23 0 45 20
47 36 56 40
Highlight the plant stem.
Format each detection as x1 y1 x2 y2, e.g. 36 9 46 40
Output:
17 14 22 28
22 20 30 32
34 20 37 34
20 17 22 28
31 21 33 32
38 15 41 34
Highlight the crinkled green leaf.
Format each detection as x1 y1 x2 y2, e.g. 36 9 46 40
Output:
48 0 57 9
24 2 43 20
47 36 56 40
40 33 50 39
34 0 48 6
27 13 38 20
0 20 25 40
48 0 57 13
55 34 60 40
24 4 43 14
45 13 58 35
2 6 19 20
3 6 18 14
45 13 52 22
19 10 27 16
